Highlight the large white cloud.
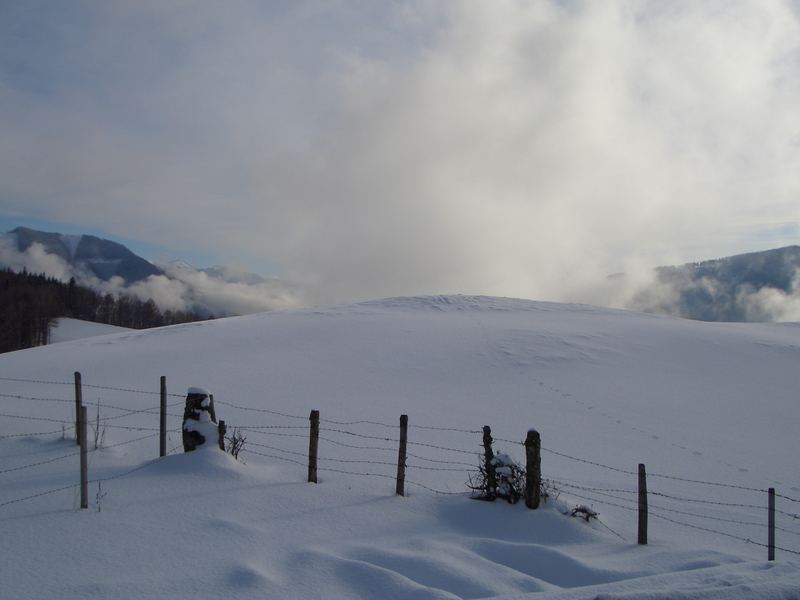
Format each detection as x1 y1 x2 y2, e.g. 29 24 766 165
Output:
1 1 799 305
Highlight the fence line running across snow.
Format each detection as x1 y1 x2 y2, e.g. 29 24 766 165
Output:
1 373 798 560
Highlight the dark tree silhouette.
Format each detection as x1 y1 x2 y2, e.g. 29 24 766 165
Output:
0 268 205 353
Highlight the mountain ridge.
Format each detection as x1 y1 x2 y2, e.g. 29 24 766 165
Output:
10 226 163 283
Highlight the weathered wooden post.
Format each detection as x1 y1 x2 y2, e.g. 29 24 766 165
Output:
638 463 648 545
308 410 320 483
208 394 217 424
768 488 776 561
182 387 218 452
218 420 227 451
79 405 88 509
159 376 167 457
396 414 408 496
483 425 496 499
525 429 541 509
74 371 83 446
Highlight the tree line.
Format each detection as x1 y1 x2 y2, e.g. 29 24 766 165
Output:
0 268 209 353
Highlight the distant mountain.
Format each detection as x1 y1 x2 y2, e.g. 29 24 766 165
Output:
629 246 800 322
9 226 162 283
1 226 305 318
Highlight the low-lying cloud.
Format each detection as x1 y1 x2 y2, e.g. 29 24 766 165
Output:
1 1 799 307
0 238 306 317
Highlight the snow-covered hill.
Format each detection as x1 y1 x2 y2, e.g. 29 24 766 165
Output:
49 318 132 344
0 296 798 598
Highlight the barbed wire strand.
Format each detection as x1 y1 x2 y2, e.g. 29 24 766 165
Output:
406 440 480 456
0 428 64 440
0 392 72 404
648 511 800 556
321 417 396 428
0 482 79 509
406 451 475 468
649 490 799 519
406 480 470 496
243 447 307 467
411 424 482 434
0 448 84 475
213 399 307 421
321 427 398 443
0 412 68 424
319 435 396 453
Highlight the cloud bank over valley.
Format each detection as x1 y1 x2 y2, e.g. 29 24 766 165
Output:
1 1 799 307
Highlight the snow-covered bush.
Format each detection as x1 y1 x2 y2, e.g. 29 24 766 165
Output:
468 451 526 503
469 453 559 505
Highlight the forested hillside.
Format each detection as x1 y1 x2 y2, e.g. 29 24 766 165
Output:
0 269 208 353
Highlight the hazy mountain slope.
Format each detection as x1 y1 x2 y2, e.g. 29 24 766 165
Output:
11 226 163 282
0 295 798 598
631 246 800 322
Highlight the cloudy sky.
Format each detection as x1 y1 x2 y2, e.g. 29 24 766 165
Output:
1 0 799 306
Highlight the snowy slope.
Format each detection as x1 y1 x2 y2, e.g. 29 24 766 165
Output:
49 318 132 344
0 295 798 599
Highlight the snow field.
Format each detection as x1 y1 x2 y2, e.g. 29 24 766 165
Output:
0 295 799 598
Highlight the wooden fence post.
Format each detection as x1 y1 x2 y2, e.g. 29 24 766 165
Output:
80 405 88 509
638 463 648 545
218 420 227 451
74 371 83 446
482 425 496 499
308 410 320 483
159 376 167 457
396 414 408 496
525 429 541 509
208 394 217 423
768 487 775 561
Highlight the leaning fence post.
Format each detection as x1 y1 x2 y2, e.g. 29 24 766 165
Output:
638 463 648 545
768 487 776 561
482 425 496 499
396 414 408 496
74 371 83 446
159 376 167 457
79 405 88 509
308 410 320 483
525 429 541 509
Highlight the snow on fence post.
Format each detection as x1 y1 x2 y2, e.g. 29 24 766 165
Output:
308 410 320 483
182 388 218 452
159 376 167 457
638 463 648 545
482 426 496 499
396 414 408 496
524 429 541 509
74 371 83 446
79 405 88 509
768 488 776 561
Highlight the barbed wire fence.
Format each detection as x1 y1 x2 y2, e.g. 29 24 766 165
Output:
1 373 798 560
